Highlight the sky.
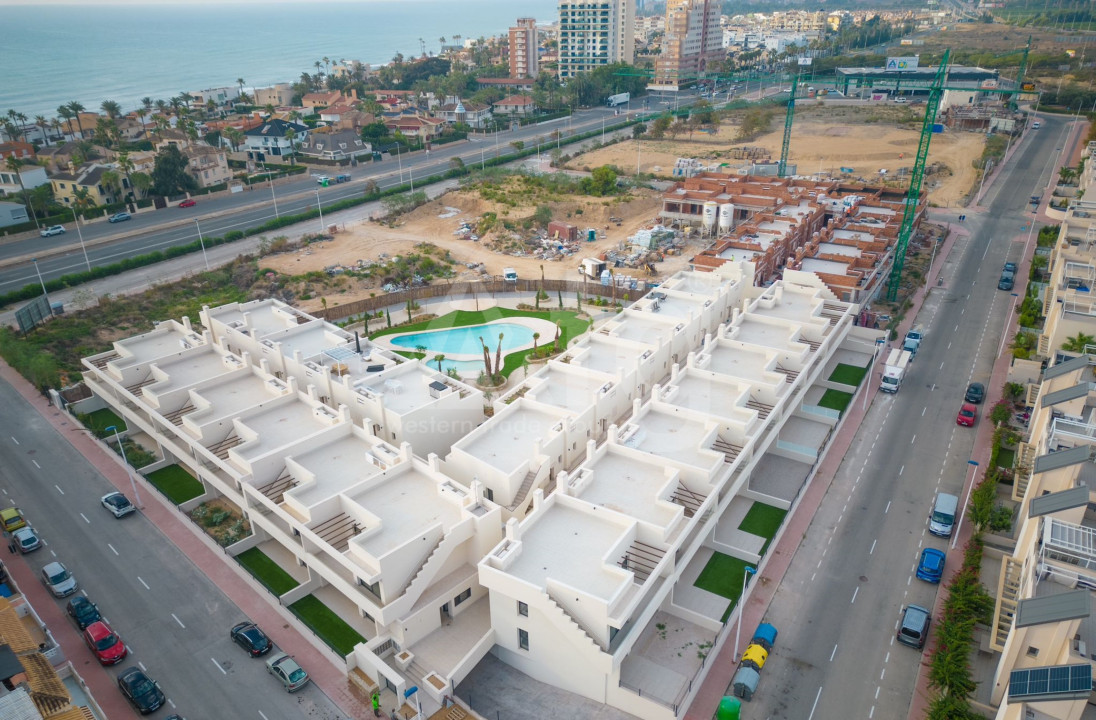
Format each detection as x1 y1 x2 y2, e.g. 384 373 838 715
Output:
0 0 384 4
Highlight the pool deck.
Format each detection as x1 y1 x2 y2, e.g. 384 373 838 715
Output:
373 317 559 361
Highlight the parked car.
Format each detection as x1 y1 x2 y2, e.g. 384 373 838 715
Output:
335 173 351 183
101 491 136 518
316 175 330 185
40 225 66 237
1003 262 1018 274
956 402 977 427
1032 120 1041 129
108 212 132 223
117 667 166 714
178 199 196 208
41 561 78 597
0 506 25 532
916 548 946 583
964 382 985 404
12 527 40 553
83 620 128 665
66 595 102 630
266 652 310 692
998 271 1015 291
897 604 931 648
230 621 272 657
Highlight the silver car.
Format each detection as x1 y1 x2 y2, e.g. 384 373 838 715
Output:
12 526 40 553
266 652 309 692
41 561 78 597
40 225 66 237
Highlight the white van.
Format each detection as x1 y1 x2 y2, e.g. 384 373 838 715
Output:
1032 121 1041 129
929 493 959 537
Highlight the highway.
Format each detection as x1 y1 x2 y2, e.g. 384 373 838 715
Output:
746 113 1068 719
0 378 344 720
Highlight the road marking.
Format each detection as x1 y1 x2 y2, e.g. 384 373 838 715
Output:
890 635 895 646
138 661 147 672
885 652 890 663
49 550 56 558
811 572 816 582
870 705 875 719
899 465 904 476
211 657 227 675
922 406 926 416
939 361 944 370
830 644 838 661
817 558 823 568
851 587 859 604
108 543 118 556
807 686 823 720
1 489 5 495
842 503 847 513
54 484 64 495
870 539 877 554
172 613 186 629
137 577 150 590
880 668 886 681
259 711 270 720
911 434 916 445
168 699 176 709
948 342 952 349
907 576 912 586
884 501 891 514
32 460 40 469
80 513 89 524
954 324 959 332
10 437 18 445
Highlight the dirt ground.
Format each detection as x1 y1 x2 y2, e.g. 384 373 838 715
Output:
264 104 985 314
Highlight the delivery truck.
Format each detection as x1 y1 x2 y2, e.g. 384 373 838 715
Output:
607 92 630 107
880 349 912 393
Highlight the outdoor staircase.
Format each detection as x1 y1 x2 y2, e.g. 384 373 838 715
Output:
507 469 540 511
163 402 195 426
710 437 743 465
799 337 821 353
617 540 666 584
775 365 799 384
257 469 297 505
992 556 1024 652
89 352 119 370
311 512 360 553
124 375 156 396
206 433 241 460
399 536 444 597
746 398 772 420
820 303 845 326
670 482 708 518
545 594 602 652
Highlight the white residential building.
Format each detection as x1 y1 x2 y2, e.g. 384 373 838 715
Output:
558 0 636 79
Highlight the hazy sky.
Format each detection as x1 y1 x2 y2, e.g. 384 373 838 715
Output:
0 0 385 4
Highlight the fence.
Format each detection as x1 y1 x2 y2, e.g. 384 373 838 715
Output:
313 278 654 322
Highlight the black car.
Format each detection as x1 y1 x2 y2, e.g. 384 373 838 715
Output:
117 666 165 714
66 595 102 630
230 621 272 657
964 382 986 404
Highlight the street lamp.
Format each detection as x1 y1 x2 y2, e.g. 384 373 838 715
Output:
315 189 325 232
409 166 414 193
194 219 210 270
262 162 279 218
395 144 403 183
30 257 51 310
71 207 91 271
105 425 143 509
734 566 757 662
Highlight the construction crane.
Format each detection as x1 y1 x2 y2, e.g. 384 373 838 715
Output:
778 74 799 178
886 48 950 302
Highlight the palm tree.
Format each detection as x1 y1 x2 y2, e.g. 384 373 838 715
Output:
283 128 297 166
154 98 169 116
1063 332 1096 353
494 333 504 379
56 105 74 140
135 107 148 133
99 169 122 204
179 92 194 111
49 118 62 144
479 336 492 378
101 100 122 119
14 112 29 142
34 115 50 146
141 97 153 111
71 186 95 216
532 332 540 357
66 100 87 139
4 156 38 228
236 78 246 102
323 56 331 76
433 354 446 372
116 150 135 204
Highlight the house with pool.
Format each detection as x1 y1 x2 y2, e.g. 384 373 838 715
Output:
79 263 883 719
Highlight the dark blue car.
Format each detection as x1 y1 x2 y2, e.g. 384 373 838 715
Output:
916 548 946 583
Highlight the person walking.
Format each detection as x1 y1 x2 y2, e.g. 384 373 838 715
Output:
371 690 381 717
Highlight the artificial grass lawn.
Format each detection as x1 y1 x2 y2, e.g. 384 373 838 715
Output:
818 389 854 414
82 408 127 436
694 552 752 623
235 547 300 595
996 447 1016 470
289 595 366 656
739 502 788 556
369 308 590 378
144 465 204 504
828 363 869 387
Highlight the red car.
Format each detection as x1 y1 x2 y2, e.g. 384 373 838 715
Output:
83 620 128 665
178 198 197 208
957 403 977 427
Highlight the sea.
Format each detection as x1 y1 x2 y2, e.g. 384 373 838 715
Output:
0 0 558 120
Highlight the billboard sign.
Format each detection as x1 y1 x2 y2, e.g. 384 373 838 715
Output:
886 56 919 72
797 57 812 66
15 295 51 334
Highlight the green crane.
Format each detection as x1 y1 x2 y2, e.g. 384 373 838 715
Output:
1012 35 1032 109
885 48 950 302
778 75 798 178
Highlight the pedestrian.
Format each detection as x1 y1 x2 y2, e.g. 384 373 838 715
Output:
371 690 380 717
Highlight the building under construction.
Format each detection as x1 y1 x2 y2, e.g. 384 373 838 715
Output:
662 173 924 303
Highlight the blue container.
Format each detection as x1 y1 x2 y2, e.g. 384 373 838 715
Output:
751 622 778 651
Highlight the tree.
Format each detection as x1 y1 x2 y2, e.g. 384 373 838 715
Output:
494 333 504 379
434 354 446 372
236 78 246 103
34 115 50 146
71 186 95 214
580 166 618 196
360 121 389 144
99 169 123 204
449 156 465 171
101 100 122 119
532 332 540 356
533 205 552 226
56 104 74 140
4 156 38 228
283 128 298 166
223 127 244 152
66 100 87 139
150 144 198 197
116 151 135 203
1062 332 1096 352
510 140 525 153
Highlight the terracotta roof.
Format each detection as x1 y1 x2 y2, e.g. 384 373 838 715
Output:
22 652 70 716
495 95 535 106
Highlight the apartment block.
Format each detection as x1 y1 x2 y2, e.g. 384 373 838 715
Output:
81 259 880 718
558 0 636 79
509 17 539 79
650 0 723 91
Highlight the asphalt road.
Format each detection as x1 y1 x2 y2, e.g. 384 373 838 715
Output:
0 379 345 720
0 94 711 297
746 114 1068 719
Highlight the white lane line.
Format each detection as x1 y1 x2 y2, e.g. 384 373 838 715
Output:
911 434 916 445
138 661 147 672
948 342 952 349
880 668 886 681
870 706 875 719
939 361 945 370
168 699 176 709
108 543 118 556
807 686 824 720
811 572 816 582
907 576 912 586
54 484 64 495
172 613 185 629
817 558 823 568
922 406 927 416
851 587 859 604
32 460 40 469
259 711 271 720
137 577 150 590
885 652 890 663
49 550 56 558
80 513 89 524
830 644 838 661
870 539 877 554
10 437 18 445
1 489 6 495
885 501 891 514
211 657 227 675
899 465 905 476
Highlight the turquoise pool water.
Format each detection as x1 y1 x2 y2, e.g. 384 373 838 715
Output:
389 322 536 357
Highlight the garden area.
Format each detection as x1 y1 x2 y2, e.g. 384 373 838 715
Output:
145 464 204 504
189 498 251 548
289 595 366 656
817 389 854 415
827 363 869 387
235 547 301 596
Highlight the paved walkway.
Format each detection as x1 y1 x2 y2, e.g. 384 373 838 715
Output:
0 360 376 719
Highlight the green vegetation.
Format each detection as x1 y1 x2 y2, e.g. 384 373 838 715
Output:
694 552 753 623
739 502 787 556
1037 224 1059 248
289 595 366 656
144 465 204 504
77 408 126 437
996 447 1015 470
236 548 301 596
828 363 869 387
818 389 854 414
112 438 157 470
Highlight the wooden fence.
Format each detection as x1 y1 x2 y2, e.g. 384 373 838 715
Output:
312 278 654 322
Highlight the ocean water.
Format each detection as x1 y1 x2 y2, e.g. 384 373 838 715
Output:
0 0 557 119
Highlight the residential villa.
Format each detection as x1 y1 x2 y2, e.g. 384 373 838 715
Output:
185 145 232 188
493 95 537 118
0 141 36 161
299 129 373 163
434 99 493 129
253 84 295 108
50 164 123 207
242 119 310 164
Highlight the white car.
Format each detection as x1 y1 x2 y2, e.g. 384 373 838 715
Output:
40 225 66 237
101 492 136 518
266 652 310 692
41 561 78 598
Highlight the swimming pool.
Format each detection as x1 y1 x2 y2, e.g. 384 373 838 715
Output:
389 322 536 357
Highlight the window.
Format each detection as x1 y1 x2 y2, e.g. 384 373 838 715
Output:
518 601 528 617
1025 646 1040 658
454 588 471 606
485 488 494 502
518 628 529 651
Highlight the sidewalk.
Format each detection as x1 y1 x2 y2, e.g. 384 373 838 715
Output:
685 221 966 720
0 359 376 719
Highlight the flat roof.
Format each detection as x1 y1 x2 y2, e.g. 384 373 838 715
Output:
801 258 850 275
346 466 463 558
705 343 781 385
529 367 611 413
358 365 443 415
570 334 653 375
189 374 283 427
234 401 325 460
625 408 715 469
1030 486 1091 518
116 328 198 365
817 242 862 257
577 452 679 529
613 314 678 346
734 317 799 349
458 405 564 475
665 374 754 425
1016 589 1090 628
149 351 233 390
284 434 388 506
